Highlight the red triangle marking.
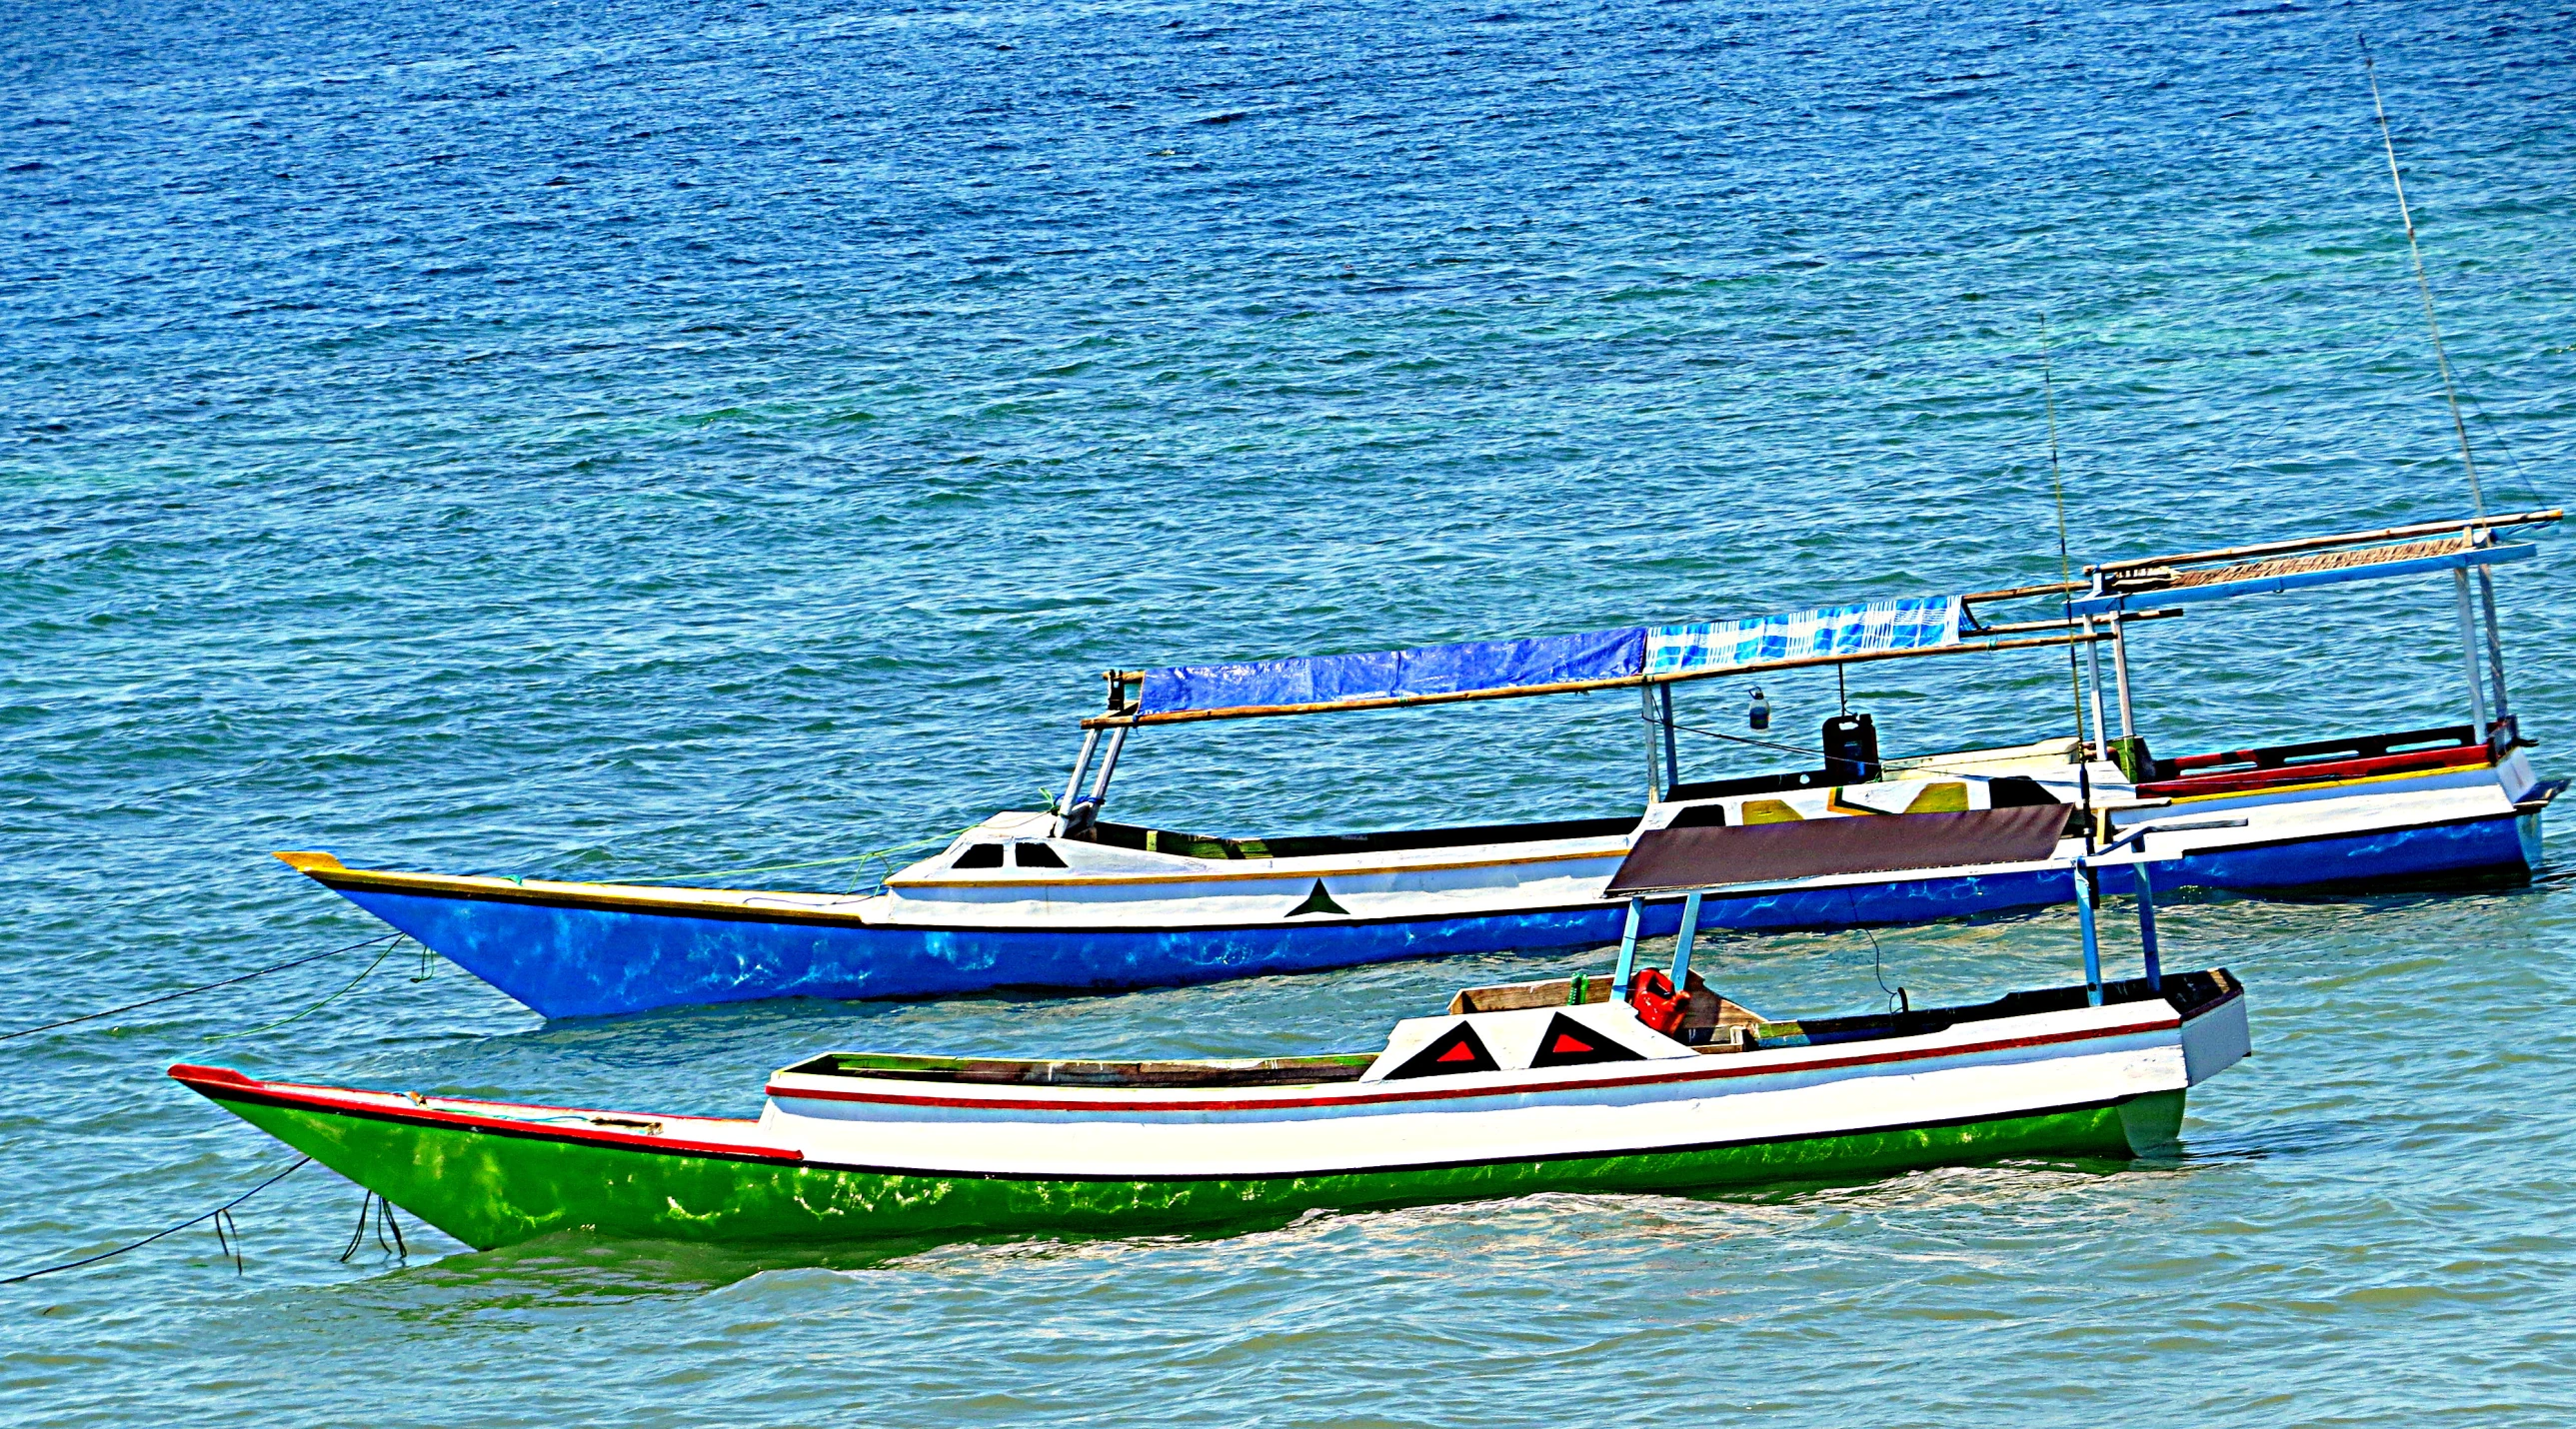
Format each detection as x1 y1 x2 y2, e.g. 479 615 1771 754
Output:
1435 1039 1477 1062
1549 1032 1592 1055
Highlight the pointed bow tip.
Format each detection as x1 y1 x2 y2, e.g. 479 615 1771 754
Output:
168 1062 257 1089
272 850 346 873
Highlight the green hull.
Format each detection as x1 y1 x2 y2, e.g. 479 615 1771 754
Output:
208 1088 2186 1251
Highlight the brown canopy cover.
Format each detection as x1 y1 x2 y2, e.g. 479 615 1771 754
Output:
1604 802 2071 895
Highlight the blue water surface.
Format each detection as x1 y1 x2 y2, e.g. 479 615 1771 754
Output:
5 0 2575 1423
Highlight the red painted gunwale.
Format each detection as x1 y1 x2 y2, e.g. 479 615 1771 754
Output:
167 1063 798 1162
2136 741 2490 798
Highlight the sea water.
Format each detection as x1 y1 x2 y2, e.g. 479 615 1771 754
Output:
5 0 2574 1422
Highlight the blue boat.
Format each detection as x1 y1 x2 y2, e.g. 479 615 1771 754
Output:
278 512 2560 1018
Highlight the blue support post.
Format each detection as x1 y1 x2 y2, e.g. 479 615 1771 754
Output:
1612 896 1644 997
2074 863 2103 1006
1670 890 1703 988
2133 860 2162 992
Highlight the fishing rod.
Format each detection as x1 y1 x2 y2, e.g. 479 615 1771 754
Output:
2039 312 2096 854
2360 33 2483 515
2362 34 2523 737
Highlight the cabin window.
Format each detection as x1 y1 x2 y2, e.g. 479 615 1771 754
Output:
953 843 1006 869
1015 843 1068 868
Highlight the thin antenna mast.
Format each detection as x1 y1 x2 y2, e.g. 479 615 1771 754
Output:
2363 36 2484 515
2040 312 2096 853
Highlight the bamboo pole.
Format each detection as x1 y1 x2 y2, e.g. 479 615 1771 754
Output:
1959 578 2087 605
1963 608 2185 638
2088 509 2558 577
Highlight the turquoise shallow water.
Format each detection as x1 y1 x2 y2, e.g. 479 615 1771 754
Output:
6 0 2576 1422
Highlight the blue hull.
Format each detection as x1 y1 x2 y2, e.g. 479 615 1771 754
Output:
336 812 2536 1018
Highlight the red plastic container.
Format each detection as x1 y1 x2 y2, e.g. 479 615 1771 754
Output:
1628 968 1685 1036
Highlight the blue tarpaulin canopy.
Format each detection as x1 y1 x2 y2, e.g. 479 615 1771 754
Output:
1134 597 1964 720
1139 627 1648 718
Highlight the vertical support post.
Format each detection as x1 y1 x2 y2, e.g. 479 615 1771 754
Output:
1639 682 1662 801
2074 862 2103 1006
2452 569 2491 741
2110 614 2137 740
1054 728 1102 835
1658 684 1681 796
1669 890 1703 988
1611 896 1644 997
2082 617 2110 760
1086 726 1131 808
2476 565 2511 730
2133 858 2162 992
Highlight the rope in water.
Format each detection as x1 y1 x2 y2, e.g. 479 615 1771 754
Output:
338 1190 407 1263
0 1158 312 1285
205 938 406 1043
0 933 404 1043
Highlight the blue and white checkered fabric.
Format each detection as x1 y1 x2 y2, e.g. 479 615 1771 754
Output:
1645 596 1961 676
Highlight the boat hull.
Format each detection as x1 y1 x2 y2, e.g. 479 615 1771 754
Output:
325 808 2529 1017
188 1077 2167 1251
170 972 2243 1250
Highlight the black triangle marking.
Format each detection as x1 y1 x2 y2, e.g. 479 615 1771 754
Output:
1385 1020 1500 1080
1285 878 1349 917
1526 1011 1645 1068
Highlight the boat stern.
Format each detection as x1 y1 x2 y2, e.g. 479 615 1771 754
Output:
2179 981 2252 1087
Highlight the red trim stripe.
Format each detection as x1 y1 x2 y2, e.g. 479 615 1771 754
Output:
2138 742 2489 797
765 1013 2182 1114
168 1065 800 1163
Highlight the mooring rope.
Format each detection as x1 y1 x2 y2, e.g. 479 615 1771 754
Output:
0 933 404 1043
338 1189 408 1263
1 1158 312 1284
1840 884 1906 1016
205 938 406 1043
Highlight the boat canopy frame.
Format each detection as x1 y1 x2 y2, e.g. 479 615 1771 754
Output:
1081 509 2556 732
2073 508 2556 749
1598 804 2247 1012
1051 509 2556 834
